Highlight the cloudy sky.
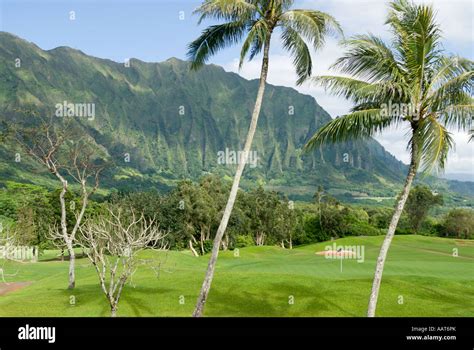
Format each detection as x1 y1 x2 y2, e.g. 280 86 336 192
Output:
1 0 472 179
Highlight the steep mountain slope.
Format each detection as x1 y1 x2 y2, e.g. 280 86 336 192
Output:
0 31 410 198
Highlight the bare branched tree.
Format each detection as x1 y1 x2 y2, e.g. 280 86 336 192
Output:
46 223 68 261
12 113 107 289
78 206 166 317
59 138 107 288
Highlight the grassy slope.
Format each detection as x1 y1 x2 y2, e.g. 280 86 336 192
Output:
0 235 472 317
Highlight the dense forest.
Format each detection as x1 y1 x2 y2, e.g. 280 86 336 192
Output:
1 176 472 256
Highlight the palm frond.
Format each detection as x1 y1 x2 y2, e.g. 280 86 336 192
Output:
274 0 295 11
303 109 396 151
388 0 442 89
313 75 410 105
239 19 269 68
439 103 474 131
429 56 474 90
418 116 454 173
195 0 258 24
429 71 474 111
187 21 249 70
333 34 406 83
279 10 342 50
281 26 312 85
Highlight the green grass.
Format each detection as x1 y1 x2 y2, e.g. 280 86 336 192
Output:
0 235 473 317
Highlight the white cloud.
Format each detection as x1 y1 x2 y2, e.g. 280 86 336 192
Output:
300 0 390 38
428 0 474 46
444 132 474 175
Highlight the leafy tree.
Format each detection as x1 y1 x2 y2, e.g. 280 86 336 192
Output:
405 185 443 233
13 206 37 246
302 215 331 243
305 0 473 316
274 199 299 249
313 185 325 227
321 205 347 238
367 207 393 229
440 209 474 239
160 178 227 255
188 0 342 317
242 186 281 245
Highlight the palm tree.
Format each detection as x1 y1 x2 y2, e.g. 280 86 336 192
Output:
304 0 473 317
187 0 341 317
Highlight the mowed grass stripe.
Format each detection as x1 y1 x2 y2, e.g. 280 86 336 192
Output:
0 236 472 316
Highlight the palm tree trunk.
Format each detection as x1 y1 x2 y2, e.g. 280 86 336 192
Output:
192 38 271 317
367 140 418 317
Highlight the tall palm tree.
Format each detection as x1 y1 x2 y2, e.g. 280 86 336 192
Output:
304 0 473 317
187 0 341 317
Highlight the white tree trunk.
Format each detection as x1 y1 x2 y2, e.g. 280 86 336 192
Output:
67 241 75 289
192 38 272 317
200 227 205 255
189 239 199 257
367 141 418 316
110 297 118 317
56 175 76 289
255 232 265 246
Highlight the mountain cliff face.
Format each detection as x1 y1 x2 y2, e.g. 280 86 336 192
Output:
0 31 408 198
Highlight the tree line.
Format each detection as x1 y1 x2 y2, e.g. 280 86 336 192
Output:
3 178 472 254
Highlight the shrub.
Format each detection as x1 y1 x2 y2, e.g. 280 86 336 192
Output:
302 216 331 243
367 207 392 228
347 221 382 236
395 227 414 235
202 239 214 254
234 235 255 248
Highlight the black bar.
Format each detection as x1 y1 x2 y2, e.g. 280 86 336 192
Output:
0 317 472 347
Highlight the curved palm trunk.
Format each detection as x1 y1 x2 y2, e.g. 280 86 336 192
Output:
367 140 418 316
192 39 271 317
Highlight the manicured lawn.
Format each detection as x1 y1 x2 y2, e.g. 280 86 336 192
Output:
0 235 472 317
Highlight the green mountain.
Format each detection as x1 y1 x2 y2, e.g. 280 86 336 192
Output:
0 31 470 202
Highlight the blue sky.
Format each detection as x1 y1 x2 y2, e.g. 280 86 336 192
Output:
0 0 203 62
1 0 473 178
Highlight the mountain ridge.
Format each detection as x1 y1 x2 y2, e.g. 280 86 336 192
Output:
1 31 471 202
